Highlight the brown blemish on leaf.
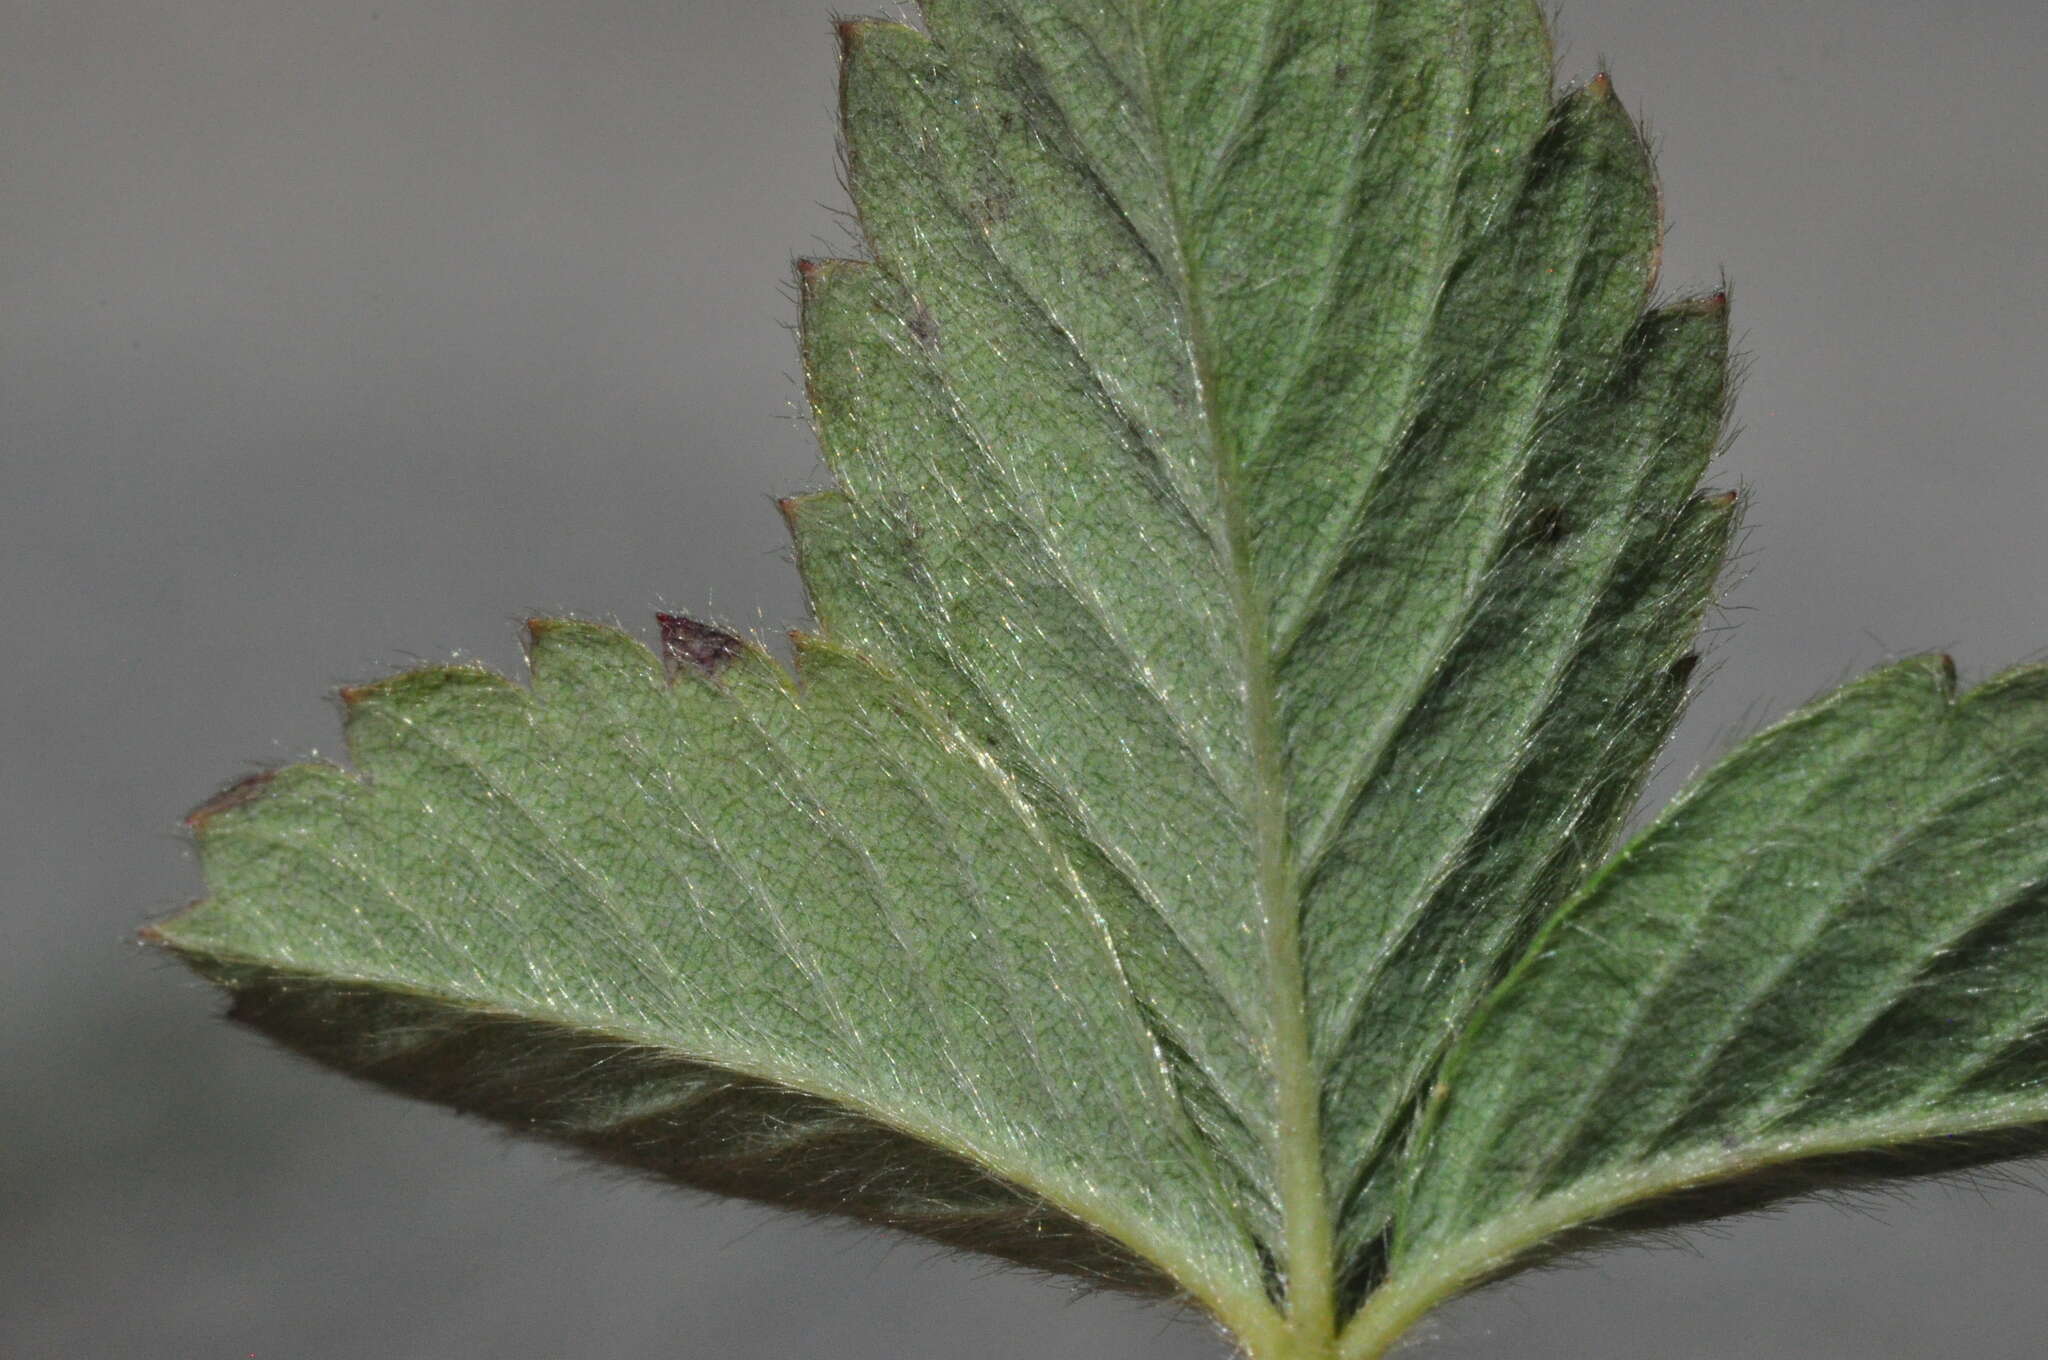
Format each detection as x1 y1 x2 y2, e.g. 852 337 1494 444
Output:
658 613 745 681
907 300 940 349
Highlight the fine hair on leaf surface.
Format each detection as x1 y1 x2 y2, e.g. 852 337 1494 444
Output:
148 2 2048 1358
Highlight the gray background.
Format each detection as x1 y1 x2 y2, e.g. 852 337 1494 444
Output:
8 0 2045 1355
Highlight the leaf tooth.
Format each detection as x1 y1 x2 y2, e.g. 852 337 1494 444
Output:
522 619 665 712
1668 289 1730 319
148 760 366 963
335 664 516 710
1554 66 1661 302
834 15 914 62
335 664 524 780
792 255 866 298
794 257 889 488
833 15 935 197
777 490 863 633
183 769 280 832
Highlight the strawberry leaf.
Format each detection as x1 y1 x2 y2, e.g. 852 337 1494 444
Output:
150 4 2048 1357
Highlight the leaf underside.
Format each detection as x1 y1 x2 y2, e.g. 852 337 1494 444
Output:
152 1 2048 1356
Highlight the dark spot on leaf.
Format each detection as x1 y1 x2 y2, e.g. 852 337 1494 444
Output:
1525 504 1570 545
967 188 1012 230
1667 652 1701 688
658 614 744 680
907 300 940 349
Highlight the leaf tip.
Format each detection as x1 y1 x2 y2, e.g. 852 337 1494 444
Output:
657 612 746 681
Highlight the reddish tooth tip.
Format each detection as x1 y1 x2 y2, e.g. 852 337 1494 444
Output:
796 258 820 278
186 770 277 828
658 613 745 680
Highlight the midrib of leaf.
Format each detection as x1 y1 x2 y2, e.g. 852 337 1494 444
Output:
1115 7 1341 1349
845 5 1608 1344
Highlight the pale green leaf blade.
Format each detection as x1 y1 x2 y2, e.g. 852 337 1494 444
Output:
800 3 1731 1304
152 621 1269 1320
1369 655 2048 1349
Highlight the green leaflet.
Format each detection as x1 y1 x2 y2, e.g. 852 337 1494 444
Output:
149 2 2048 1358
1356 656 2048 1355
161 626 1255 1314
